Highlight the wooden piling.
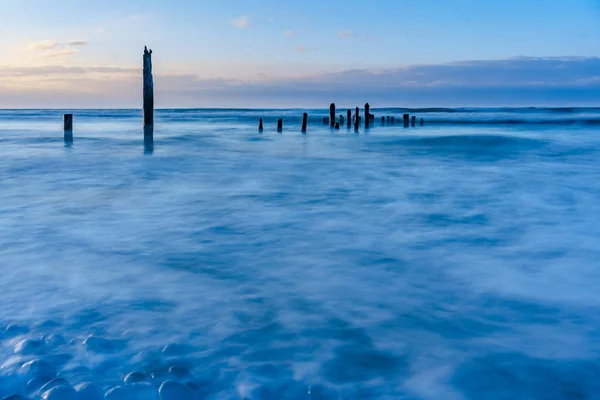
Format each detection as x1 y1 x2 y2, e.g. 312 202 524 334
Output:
365 103 370 129
301 113 307 133
403 114 410 127
391 116 395 125
420 118 424 126
63 114 73 131
411 116 416 127
143 46 154 127
347 109 351 128
335 122 340 130
329 103 336 128
381 116 385 125
339 114 345 125
277 118 283 132
354 107 359 130
259 118 263 132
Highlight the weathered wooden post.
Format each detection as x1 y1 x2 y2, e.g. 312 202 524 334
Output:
277 118 283 132
411 116 416 127
143 46 154 127
381 116 385 125
420 118 424 126
391 116 395 125
364 103 370 129
301 113 308 133
259 118 263 132
403 114 410 127
347 110 351 128
329 103 336 128
63 114 73 131
354 107 359 130
339 114 345 125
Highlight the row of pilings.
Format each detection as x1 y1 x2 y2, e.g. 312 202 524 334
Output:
258 103 424 133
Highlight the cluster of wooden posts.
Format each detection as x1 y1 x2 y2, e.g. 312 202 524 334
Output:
259 103 425 133
61 48 425 141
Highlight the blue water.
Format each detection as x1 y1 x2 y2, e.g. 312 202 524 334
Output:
1 108 600 399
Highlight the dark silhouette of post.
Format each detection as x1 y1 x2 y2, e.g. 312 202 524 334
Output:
354 107 359 130
420 118 424 126
403 114 410 127
391 116 395 125
335 122 340 130
277 118 283 132
301 113 308 133
339 114 345 125
347 109 351 128
259 118 263 132
364 103 370 129
381 116 385 125
329 103 336 127
143 46 154 127
63 114 73 131
411 116 416 127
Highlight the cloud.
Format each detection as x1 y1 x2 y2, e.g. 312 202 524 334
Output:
231 16 250 28
284 30 293 36
29 40 58 51
1 56 600 107
295 46 307 52
41 49 80 58
338 30 356 38
67 40 87 46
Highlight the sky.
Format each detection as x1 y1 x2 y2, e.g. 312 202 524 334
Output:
0 0 599 108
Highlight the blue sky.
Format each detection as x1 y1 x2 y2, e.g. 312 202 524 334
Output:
0 0 599 107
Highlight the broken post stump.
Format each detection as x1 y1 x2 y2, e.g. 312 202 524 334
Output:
277 119 283 132
365 103 370 129
354 107 359 130
411 116 416 127
381 116 385 125
301 113 308 133
63 114 73 131
143 46 154 127
403 114 410 127
420 118 424 126
347 109 351 128
259 118 263 132
329 103 336 128
339 114 345 125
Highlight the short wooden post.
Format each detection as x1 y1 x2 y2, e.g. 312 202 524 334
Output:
381 116 385 125
329 103 335 128
391 116 395 125
347 110 351 128
277 118 283 132
339 114 345 125
420 118 424 126
335 122 340 130
63 114 73 131
143 46 154 127
323 117 329 125
354 107 359 130
259 118 263 132
301 113 307 133
364 103 370 129
411 116 416 127
403 114 410 127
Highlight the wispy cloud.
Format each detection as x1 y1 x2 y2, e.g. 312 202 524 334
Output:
67 40 88 46
29 40 58 51
284 30 293 37
295 46 308 52
42 49 80 58
338 30 356 38
231 16 250 28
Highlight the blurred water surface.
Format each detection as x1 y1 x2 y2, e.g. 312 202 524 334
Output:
1 108 600 399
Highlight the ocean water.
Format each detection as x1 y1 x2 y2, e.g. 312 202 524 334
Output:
1 107 600 400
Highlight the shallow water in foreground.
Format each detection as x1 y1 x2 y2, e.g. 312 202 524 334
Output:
1 108 600 399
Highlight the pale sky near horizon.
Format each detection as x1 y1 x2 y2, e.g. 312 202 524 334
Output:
1 0 599 107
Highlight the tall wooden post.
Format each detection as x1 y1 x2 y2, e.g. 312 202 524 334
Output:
277 118 283 132
354 107 359 130
364 103 370 129
403 114 410 127
347 109 351 128
143 46 154 127
301 113 308 133
259 118 263 132
329 103 335 128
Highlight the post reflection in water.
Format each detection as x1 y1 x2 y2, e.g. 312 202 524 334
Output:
144 126 154 155
64 130 73 147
